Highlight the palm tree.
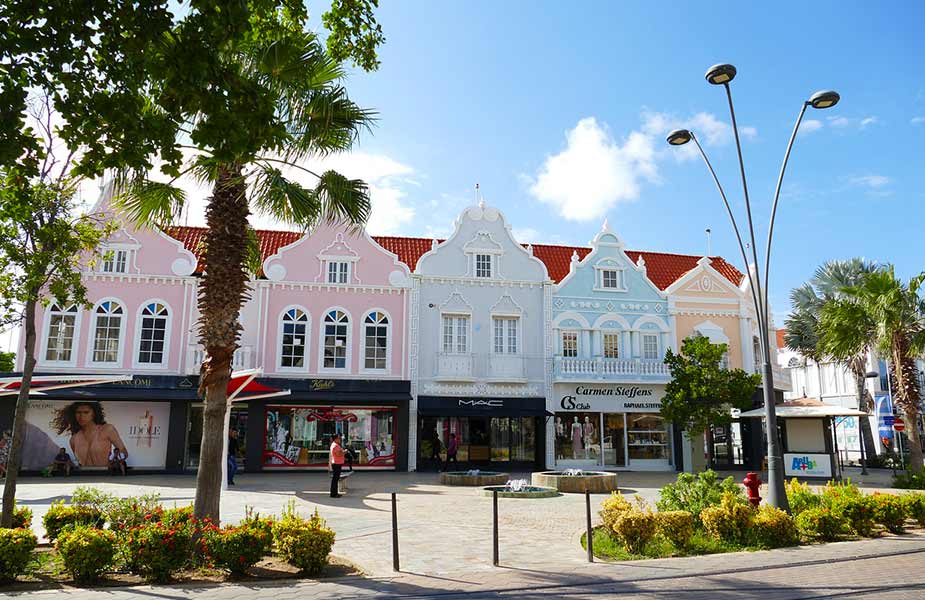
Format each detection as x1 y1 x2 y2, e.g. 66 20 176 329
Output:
784 259 880 464
818 267 925 471
117 25 373 522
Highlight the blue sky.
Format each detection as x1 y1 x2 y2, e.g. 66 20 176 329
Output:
293 0 923 323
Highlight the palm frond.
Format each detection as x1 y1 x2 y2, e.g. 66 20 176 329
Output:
112 177 186 228
249 165 322 227
314 169 371 226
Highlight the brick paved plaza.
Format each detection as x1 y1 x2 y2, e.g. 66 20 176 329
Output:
4 468 925 598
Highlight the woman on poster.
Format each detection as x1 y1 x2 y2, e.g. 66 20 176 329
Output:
53 402 128 468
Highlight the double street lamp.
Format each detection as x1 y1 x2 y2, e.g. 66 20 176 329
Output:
667 64 840 511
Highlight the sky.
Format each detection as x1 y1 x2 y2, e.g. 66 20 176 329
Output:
10 1 923 352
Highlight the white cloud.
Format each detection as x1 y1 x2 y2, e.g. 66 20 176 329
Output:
849 174 891 188
526 111 756 222
911 116 925 125
860 116 878 127
827 115 879 130
800 119 823 135
511 227 541 244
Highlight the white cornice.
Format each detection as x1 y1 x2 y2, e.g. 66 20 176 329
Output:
255 281 406 294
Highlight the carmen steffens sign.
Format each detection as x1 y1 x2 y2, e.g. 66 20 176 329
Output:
557 384 664 412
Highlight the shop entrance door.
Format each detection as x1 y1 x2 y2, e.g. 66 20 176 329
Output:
468 417 491 464
710 421 745 469
185 404 248 469
603 414 627 467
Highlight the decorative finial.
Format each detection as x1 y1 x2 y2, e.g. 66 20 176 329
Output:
526 244 533 255
431 238 438 249
602 218 610 232
636 255 646 269
571 250 579 263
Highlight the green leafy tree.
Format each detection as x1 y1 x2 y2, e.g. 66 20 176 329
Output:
818 267 925 471
661 335 761 463
323 0 386 71
784 259 880 460
0 352 13 372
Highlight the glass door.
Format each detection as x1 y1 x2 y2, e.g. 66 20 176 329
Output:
186 404 247 469
468 417 491 464
603 413 626 467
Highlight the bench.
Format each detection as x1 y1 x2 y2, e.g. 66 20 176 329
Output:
337 470 354 495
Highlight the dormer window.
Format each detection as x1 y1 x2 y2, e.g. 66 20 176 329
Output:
475 254 493 278
326 261 350 284
101 249 128 274
593 261 627 292
601 269 622 289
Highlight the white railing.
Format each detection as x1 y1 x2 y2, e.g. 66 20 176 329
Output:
555 356 670 379
435 352 474 380
186 345 254 374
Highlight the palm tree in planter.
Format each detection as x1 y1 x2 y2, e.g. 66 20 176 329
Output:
117 23 373 522
784 259 880 465
818 267 925 471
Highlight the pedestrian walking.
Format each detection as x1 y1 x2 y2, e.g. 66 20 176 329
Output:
329 433 345 498
227 429 239 485
429 428 442 468
442 432 458 471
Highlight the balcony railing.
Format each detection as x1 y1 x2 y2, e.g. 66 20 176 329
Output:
434 352 530 381
186 345 254 374
554 356 670 380
487 354 525 381
435 352 475 380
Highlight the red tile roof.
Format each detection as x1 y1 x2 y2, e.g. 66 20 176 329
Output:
163 226 743 290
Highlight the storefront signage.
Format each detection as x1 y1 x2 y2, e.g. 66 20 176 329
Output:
310 380 336 391
459 399 503 408
555 384 666 413
783 453 832 478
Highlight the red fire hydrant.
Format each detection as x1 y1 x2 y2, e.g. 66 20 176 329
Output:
743 472 762 508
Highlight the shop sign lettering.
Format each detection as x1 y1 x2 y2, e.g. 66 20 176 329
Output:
574 385 653 399
458 399 503 408
560 395 591 410
310 380 336 391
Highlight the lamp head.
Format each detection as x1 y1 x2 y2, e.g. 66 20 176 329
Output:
809 90 840 109
666 129 693 146
865 371 879 379
705 63 737 85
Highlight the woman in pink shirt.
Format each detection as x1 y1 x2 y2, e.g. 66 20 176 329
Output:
329 433 345 498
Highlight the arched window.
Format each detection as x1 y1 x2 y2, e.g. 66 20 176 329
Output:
364 311 389 370
280 308 309 368
138 302 169 365
45 304 78 363
92 301 123 363
322 310 349 369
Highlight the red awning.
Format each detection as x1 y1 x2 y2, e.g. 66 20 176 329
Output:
227 371 290 402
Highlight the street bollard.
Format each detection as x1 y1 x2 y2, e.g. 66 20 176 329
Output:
585 489 593 563
492 489 499 566
391 492 399 572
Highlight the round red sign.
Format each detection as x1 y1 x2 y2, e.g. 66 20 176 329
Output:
893 417 905 431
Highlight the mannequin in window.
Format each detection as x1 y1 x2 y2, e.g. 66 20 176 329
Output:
571 416 582 458
583 415 595 459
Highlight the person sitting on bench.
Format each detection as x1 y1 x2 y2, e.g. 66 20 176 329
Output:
52 448 75 476
109 447 127 476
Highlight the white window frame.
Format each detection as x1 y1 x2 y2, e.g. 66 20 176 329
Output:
132 300 172 369
601 269 622 290
40 303 81 367
491 316 520 355
87 298 126 367
318 307 352 373
592 261 628 292
642 333 660 360
474 253 494 278
277 306 310 372
602 331 620 359
99 246 131 274
561 330 579 358
326 260 351 284
361 309 391 373
441 313 470 355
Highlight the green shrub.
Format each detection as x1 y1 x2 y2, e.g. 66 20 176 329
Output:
893 469 925 490
794 507 844 541
611 509 657 555
42 501 104 541
122 520 194 582
599 492 633 533
700 492 754 545
107 495 163 530
871 493 906 534
0 505 32 529
204 517 274 576
832 495 877 537
0 528 37 582
655 510 694 550
56 525 118 584
161 505 195 527
785 479 821 516
272 507 336 575
656 470 745 524
820 480 862 508
71 487 117 512
751 505 799 548
902 494 925 527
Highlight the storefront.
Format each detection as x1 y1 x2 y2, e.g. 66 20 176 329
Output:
550 383 674 471
416 396 547 472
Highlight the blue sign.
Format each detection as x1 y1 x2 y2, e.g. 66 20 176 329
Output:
875 393 894 442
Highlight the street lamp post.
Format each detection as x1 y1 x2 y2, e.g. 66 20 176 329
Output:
667 64 840 512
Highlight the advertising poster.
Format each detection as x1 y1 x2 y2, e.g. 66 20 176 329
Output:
21 400 170 470
875 393 895 448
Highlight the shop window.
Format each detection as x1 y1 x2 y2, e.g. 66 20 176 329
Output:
492 317 518 354
280 307 309 368
44 304 78 363
420 416 535 467
264 406 395 468
363 311 389 370
561 331 578 358
642 334 659 360
490 417 511 461
603 333 620 359
91 300 123 364
326 261 350 284
322 309 349 369
475 254 493 278
137 302 169 365
187 405 247 469
441 314 469 354
511 417 535 462
627 414 669 460
101 248 128 274
554 412 601 462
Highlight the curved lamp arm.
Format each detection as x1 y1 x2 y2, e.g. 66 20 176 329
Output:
762 101 810 338
689 133 765 336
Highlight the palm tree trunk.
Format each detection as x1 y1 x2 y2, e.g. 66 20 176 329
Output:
192 164 250 523
891 339 923 471
1 299 37 527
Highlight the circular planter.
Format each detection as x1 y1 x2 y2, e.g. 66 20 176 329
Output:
481 485 559 498
531 471 618 493
439 471 511 486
